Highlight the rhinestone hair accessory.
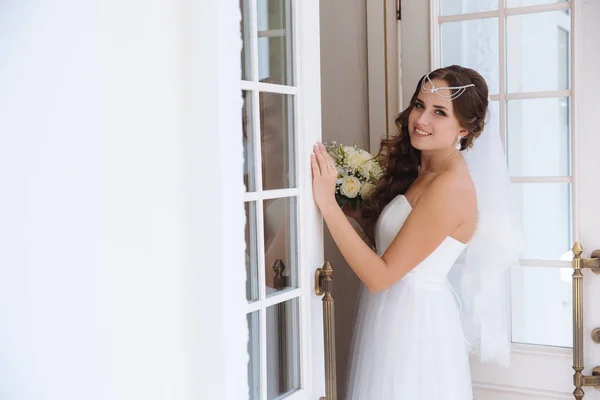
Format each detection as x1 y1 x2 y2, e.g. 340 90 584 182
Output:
421 72 475 101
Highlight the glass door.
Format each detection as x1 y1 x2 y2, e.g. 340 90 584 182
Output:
433 0 600 398
241 1 328 399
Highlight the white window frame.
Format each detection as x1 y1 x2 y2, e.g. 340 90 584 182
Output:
431 0 574 269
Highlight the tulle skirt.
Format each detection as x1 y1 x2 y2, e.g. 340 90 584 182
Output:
346 275 473 400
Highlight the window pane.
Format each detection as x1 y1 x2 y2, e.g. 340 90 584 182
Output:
440 0 497 16
508 97 570 176
240 0 253 81
257 0 294 85
247 311 261 400
243 91 257 191
266 298 301 399
507 0 568 7
507 10 571 93
511 266 572 347
440 18 499 94
245 201 260 301
264 197 297 296
260 92 295 190
511 183 571 260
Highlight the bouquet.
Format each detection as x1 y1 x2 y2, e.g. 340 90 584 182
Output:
323 141 382 210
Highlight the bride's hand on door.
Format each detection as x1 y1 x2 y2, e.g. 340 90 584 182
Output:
310 142 338 216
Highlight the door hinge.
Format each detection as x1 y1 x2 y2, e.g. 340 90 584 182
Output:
397 0 401 20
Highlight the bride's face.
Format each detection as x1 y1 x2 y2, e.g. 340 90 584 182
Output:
407 78 467 152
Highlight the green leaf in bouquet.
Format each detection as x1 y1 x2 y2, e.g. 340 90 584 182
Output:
336 196 348 208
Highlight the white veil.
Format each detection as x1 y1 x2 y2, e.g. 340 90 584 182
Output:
450 104 521 367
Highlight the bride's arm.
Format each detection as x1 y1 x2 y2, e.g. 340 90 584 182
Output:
312 141 471 293
320 174 470 293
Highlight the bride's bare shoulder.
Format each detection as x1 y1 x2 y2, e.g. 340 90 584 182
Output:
426 165 476 213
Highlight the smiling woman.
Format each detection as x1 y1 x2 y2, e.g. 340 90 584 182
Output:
310 65 518 399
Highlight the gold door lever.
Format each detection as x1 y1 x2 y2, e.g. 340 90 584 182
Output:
315 262 337 400
572 243 600 399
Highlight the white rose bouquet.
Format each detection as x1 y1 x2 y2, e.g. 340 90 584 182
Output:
323 141 382 210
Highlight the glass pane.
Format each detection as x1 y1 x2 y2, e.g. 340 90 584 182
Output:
511 266 572 347
440 18 499 94
440 0 497 16
511 183 571 260
257 0 294 85
507 0 568 8
266 298 301 399
240 0 253 80
245 201 260 301
507 10 571 93
264 197 297 295
243 91 256 191
247 311 261 400
508 97 570 176
260 92 295 190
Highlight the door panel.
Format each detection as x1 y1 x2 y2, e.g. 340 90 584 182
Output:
428 0 600 398
241 0 328 399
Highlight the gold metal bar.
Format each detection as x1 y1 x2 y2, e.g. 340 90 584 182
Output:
273 260 288 394
316 262 337 400
571 243 600 399
573 242 585 399
583 256 600 272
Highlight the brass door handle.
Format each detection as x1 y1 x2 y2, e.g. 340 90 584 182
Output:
571 242 600 399
315 262 337 400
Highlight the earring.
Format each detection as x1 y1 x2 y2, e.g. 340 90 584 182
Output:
455 135 462 151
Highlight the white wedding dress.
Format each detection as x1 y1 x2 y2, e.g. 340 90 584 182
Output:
346 194 473 400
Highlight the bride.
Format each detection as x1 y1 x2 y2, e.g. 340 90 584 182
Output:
310 65 519 399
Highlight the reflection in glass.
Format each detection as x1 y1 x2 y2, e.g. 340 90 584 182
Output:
245 202 260 301
266 298 301 399
242 91 256 191
259 91 295 190
507 0 568 8
511 266 572 347
507 10 570 93
510 182 571 260
440 0 497 16
247 311 261 400
508 97 570 177
440 18 499 94
240 0 253 81
263 197 297 295
257 0 294 85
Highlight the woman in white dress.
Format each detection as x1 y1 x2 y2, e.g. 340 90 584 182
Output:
310 65 517 399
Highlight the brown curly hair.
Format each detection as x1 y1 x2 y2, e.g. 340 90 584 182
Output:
360 65 489 228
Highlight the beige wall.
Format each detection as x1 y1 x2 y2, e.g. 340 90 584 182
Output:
319 1 369 399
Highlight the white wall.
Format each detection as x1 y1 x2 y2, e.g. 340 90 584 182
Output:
0 1 247 399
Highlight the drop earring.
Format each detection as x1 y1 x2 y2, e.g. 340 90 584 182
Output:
455 135 462 151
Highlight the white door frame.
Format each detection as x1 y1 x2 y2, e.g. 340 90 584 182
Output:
238 0 328 399
366 0 401 153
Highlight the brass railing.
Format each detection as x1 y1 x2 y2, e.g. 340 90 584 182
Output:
572 242 600 399
315 261 337 400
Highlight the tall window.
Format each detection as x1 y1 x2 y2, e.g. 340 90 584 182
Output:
434 0 573 347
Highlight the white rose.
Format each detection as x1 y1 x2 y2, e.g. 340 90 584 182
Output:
360 182 376 199
340 176 361 198
371 163 382 179
346 151 364 170
343 145 356 156
358 159 374 178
